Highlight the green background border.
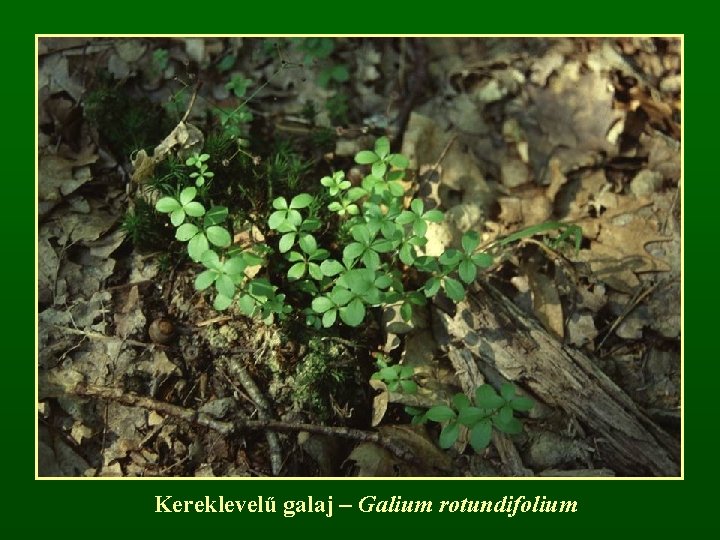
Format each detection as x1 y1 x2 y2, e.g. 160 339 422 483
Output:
19 4 706 534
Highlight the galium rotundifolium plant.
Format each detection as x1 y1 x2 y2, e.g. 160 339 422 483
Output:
155 135 497 326
269 135 496 329
406 383 535 453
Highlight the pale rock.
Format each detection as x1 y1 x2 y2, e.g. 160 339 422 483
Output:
630 170 664 198
501 156 531 188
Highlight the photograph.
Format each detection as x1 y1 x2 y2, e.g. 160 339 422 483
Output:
37 35 681 479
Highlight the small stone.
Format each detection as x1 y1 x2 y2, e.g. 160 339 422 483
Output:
630 170 663 198
500 156 530 188
199 397 236 419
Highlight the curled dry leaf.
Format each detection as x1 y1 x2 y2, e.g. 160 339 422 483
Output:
370 379 389 427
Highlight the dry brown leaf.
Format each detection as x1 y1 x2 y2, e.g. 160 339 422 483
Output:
346 442 399 477
527 271 564 339
370 379 389 427
580 216 670 293
114 285 146 339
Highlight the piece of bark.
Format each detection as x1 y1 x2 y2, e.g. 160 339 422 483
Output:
433 282 680 477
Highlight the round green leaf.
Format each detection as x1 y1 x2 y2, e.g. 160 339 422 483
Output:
170 208 186 227
388 181 405 197
308 262 323 281
298 234 317 254
355 150 379 164
458 259 477 284
400 302 413 322
347 187 367 201
287 261 307 280
510 396 535 412
268 210 287 230
423 209 444 223
184 201 206 218
396 211 416 226
424 277 441 297
452 393 470 410
343 242 365 262
215 274 235 298
399 366 414 379
213 293 233 311
176 223 199 241
329 287 353 306
237 294 256 316
379 366 399 381
187 233 209 262
206 226 231 248
272 197 288 210
156 197 181 213
443 277 465 302
339 298 366 326
493 415 523 435
361 249 381 270
500 383 516 401
194 270 217 291
400 380 418 394
204 206 228 226
475 384 505 410
389 154 409 169
179 186 197 205
248 278 274 300
320 259 344 277
374 136 390 159
399 244 415 265
439 421 460 449
290 193 313 209
279 232 296 253
462 231 480 253
311 296 334 314
472 252 494 268
242 252 263 266
412 219 428 237
410 199 424 215
458 406 488 427
469 420 493 452
372 239 395 253
439 249 462 267
425 405 457 423
498 404 514 425
321 309 337 328
371 161 387 178
223 257 247 276
287 209 303 227
351 225 371 244
200 249 221 269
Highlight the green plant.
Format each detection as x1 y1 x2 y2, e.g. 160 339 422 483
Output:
371 354 417 394
153 135 580 332
410 384 534 453
185 153 214 187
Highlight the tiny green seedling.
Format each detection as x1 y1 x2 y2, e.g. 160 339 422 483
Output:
370 354 417 394
185 153 214 188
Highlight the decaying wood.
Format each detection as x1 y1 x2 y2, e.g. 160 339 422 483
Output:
433 281 680 477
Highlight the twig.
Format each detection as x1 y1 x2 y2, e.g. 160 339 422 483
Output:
223 356 283 476
180 82 201 124
597 279 673 350
662 180 681 235
196 315 232 327
54 325 164 350
65 382 415 466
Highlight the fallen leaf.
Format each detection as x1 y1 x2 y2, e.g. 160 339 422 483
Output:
370 379 389 427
